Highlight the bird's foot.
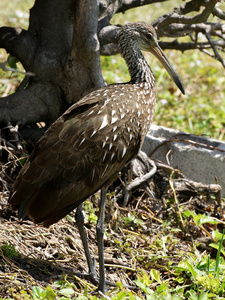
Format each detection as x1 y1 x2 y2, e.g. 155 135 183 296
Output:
73 270 118 294
74 270 135 290
73 270 99 286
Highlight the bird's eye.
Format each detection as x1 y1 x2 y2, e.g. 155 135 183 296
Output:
146 33 152 40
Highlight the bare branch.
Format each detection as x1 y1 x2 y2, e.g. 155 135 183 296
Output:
213 5 225 20
99 24 120 46
0 27 36 71
0 83 61 127
0 61 35 76
153 0 217 30
205 29 225 67
160 39 225 51
156 22 225 38
99 0 225 69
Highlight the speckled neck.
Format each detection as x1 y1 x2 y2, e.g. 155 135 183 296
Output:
117 30 155 89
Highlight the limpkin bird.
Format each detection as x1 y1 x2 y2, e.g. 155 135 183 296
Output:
9 22 184 293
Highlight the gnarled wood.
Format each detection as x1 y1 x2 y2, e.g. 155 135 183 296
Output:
0 0 104 127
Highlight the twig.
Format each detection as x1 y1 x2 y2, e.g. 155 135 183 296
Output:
149 137 225 158
122 161 157 207
0 62 35 76
169 169 185 232
142 206 163 224
104 263 136 272
189 222 217 243
205 29 225 67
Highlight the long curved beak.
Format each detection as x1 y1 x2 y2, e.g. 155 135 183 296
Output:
149 45 185 95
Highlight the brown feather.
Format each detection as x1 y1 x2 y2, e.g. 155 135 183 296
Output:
9 22 184 228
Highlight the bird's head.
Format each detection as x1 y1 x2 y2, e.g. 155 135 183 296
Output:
119 22 185 95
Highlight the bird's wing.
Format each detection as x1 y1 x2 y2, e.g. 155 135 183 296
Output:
9 84 142 225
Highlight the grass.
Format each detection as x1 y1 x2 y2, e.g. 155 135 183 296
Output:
0 0 32 28
2 210 225 299
1 1 225 299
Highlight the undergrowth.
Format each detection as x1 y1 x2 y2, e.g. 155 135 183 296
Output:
0 1 225 299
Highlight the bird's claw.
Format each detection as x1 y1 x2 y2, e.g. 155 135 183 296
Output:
73 270 99 286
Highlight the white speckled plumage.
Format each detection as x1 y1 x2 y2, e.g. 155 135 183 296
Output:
9 20 184 233
9 20 184 289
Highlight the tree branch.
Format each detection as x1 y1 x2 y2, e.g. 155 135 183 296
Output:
152 0 217 30
0 27 37 71
0 62 34 77
0 83 61 127
99 0 225 68
205 29 225 67
213 5 225 20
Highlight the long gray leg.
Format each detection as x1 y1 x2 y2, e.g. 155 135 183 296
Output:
75 203 98 284
76 194 133 293
96 189 107 293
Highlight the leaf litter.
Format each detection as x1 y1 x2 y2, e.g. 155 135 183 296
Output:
0 127 225 298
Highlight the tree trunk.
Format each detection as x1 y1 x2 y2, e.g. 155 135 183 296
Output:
0 0 105 127
0 0 222 130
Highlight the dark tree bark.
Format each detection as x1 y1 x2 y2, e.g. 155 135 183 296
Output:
0 0 224 129
0 0 104 127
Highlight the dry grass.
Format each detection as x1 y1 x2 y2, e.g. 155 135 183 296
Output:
0 135 224 298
